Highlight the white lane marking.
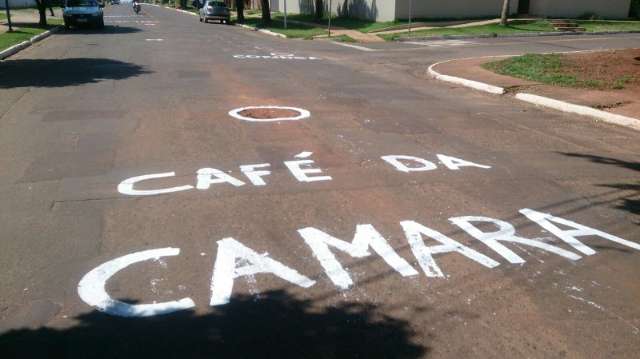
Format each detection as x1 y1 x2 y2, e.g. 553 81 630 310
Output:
331 41 377 52
228 106 310 122
405 40 476 47
145 38 164 42
78 247 195 317
233 54 321 60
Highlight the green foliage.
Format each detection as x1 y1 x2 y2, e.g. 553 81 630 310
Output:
331 34 357 43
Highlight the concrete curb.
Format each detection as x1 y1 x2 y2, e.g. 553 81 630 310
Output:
396 30 640 42
515 93 640 130
427 58 506 95
0 26 61 60
428 54 640 131
236 23 287 38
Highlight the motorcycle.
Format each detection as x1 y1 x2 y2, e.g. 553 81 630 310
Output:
133 2 141 14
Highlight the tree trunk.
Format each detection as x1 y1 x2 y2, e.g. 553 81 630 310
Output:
315 0 323 20
236 0 244 23
500 0 510 25
35 0 48 27
260 0 270 24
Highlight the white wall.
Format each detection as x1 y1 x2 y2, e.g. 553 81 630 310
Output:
271 0 396 21
396 0 518 20
529 0 631 19
0 0 37 9
270 0 632 21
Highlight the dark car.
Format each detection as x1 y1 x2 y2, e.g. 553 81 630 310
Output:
198 0 230 24
62 0 105 29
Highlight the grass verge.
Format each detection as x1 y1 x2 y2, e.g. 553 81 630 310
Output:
240 17 326 39
382 20 553 40
385 19 640 41
0 24 59 52
483 53 635 89
577 20 640 32
330 34 357 42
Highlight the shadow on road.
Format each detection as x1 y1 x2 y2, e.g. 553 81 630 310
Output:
0 58 149 88
56 25 143 35
560 152 640 225
0 290 428 359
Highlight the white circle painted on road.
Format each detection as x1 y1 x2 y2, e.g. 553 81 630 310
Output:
228 106 310 123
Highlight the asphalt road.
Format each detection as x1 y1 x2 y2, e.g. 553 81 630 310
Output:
1 5 639 358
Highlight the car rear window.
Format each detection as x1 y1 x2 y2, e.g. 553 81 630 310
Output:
209 1 226 6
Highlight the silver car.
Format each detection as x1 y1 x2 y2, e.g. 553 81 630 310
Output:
198 0 231 24
62 0 105 29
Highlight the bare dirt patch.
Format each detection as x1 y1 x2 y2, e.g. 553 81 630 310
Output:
562 49 640 90
437 49 640 119
238 108 301 119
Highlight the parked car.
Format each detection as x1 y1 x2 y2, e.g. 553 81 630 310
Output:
62 0 105 29
198 0 231 24
111 0 120 4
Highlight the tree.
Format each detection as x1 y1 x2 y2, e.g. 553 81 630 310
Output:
500 0 510 25
315 0 323 20
260 0 270 23
236 0 244 23
34 0 48 27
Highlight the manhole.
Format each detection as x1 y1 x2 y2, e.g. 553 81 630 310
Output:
228 106 310 122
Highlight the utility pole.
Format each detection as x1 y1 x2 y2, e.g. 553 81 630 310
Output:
4 0 13 32
327 0 332 37
283 0 287 29
500 0 510 25
408 0 412 34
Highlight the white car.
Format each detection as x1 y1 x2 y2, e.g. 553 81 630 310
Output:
63 0 105 29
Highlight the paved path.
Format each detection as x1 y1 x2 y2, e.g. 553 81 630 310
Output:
0 5 639 358
373 18 506 35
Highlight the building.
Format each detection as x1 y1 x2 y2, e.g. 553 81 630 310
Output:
0 0 37 9
270 0 632 22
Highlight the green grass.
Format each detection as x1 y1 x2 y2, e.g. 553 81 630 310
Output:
383 19 640 41
330 34 357 42
578 20 640 32
0 13 6 20
0 26 48 52
241 17 327 39
382 20 554 40
482 53 636 89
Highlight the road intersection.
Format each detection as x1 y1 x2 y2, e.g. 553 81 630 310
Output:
1 5 639 358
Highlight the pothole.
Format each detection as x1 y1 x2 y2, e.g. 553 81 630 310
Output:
239 108 300 119
228 106 310 122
